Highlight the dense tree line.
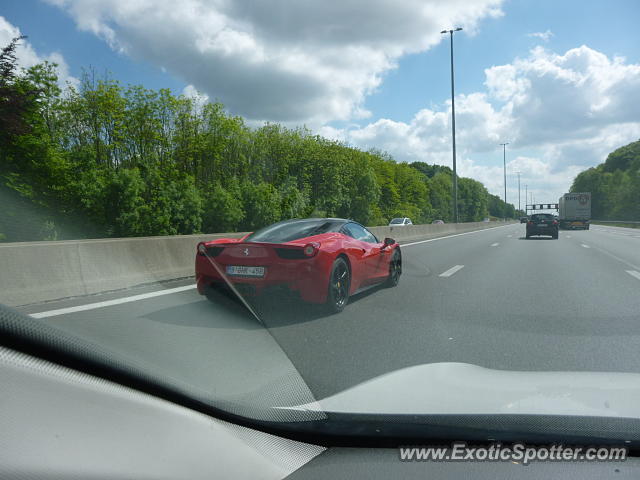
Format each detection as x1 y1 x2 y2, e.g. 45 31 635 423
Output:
1 37 515 242
571 140 640 220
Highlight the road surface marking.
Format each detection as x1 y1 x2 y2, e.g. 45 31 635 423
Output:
401 223 514 248
589 246 640 271
439 265 464 277
566 235 572 238
581 244 590 248
627 271 640 281
507 235 513 238
491 243 499 247
30 285 196 318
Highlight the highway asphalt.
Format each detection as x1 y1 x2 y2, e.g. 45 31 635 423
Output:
16 223 640 408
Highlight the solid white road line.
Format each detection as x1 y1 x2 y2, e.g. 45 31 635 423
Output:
590 246 640 271
402 224 515 248
30 285 196 319
627 271 640 281
581 244 590 248
491 243 499 247
439 265 465 277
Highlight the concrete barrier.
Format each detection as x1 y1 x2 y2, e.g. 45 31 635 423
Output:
0 221 512 307
0 232 247 307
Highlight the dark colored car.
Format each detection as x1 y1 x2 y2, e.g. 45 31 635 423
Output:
196 218 401 313
526 213 559 239
520 216 528 223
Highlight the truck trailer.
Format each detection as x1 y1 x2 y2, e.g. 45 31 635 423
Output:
558 192 591 230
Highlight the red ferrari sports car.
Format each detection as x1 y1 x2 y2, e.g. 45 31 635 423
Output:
195 218 401 312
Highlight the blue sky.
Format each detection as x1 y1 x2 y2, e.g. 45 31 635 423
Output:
2 0 639 206
365 0 639 123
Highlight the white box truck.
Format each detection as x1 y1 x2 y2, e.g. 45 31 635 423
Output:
558 192 591 230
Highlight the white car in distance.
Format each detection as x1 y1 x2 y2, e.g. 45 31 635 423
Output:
389 217 413 226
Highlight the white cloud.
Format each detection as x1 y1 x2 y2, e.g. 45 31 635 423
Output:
44 0 504 124
527 30 554 42
485 46 640 148
181 84 210 111
331 45 640 202
0 16 78 88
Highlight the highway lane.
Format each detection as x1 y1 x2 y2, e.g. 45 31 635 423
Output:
15 223 640 407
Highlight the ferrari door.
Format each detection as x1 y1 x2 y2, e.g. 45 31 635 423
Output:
341 223 387 286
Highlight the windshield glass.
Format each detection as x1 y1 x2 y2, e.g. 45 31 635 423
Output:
1 0 639 446
245 219 340 243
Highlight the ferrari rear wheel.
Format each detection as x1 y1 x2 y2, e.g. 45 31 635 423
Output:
326 257 350 313
385 248 402 287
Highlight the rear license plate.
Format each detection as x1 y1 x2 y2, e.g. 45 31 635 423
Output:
225 266 265 277
538 223 547 227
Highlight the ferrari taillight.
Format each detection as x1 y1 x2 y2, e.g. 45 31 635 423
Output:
197 243 224 257
304 242 320 257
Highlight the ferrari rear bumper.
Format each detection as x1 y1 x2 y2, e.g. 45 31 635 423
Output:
195 255 330 304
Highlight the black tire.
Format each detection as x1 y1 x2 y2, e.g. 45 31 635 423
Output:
385 248 402 287
526 233 530 239
326 257 350 313
553 233 559 239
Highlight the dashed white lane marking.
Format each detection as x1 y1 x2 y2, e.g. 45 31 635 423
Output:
401 224 515 247
566 235 572 238
626 271 640 281
30 285 196 318
581 244 591 249
507 235 513 238
439 265 465 277
491 243 499 247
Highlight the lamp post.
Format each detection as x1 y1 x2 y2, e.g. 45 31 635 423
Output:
515 171 521 214
441 27 463 223
500 142 509 219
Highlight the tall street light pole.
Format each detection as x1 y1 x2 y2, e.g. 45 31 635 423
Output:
500 142 509 217
515 171 521 214
525 184 528 214
441 27 462 223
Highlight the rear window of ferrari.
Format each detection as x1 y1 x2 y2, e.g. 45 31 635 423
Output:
245 219 340 243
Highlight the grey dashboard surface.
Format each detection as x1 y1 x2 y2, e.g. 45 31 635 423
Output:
285 447 638 479
0 346 325 480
